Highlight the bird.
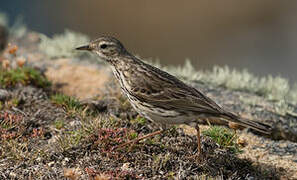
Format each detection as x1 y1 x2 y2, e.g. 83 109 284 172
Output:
76 36 271 155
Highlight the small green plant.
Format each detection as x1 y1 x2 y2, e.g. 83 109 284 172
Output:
58 130 84 151
11 98 20 107
4 97 21 109
51 94 82 111
130 116 146 125
166 171 175 179
129 132 138 140
0 67 51 88
54 120 65 130
202 126 241 153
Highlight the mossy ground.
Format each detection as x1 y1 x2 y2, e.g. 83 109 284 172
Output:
0 67 51 88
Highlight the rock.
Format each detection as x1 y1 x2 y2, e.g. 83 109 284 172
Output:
0 24 8 52
0 89 10 101
80 99 108 112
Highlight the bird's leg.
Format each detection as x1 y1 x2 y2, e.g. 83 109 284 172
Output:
188 124 202 161
195 124 201 156
113 130 164 150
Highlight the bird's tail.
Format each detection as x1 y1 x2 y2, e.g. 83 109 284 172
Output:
221 112 272 134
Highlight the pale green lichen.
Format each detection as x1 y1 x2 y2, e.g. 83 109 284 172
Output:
239 96 261 107
151 60 297 104
273 100 295 116
39 29 90 59
9 16 27 38
288 84 297 102
201 66 292 102
0 12 8 26
0 12 27 38
151 59 201 82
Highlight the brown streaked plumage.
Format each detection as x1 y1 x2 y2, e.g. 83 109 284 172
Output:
76 36 271 155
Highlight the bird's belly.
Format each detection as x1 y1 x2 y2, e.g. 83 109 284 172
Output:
144 111 193 125
127 97 193 125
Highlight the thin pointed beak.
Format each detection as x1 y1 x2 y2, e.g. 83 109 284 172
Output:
75 45 92 51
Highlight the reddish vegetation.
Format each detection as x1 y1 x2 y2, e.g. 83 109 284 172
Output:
90 128 137 158
0 112 23 140
8 44 18 55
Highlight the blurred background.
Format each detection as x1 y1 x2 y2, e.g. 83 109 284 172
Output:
1 0 297 82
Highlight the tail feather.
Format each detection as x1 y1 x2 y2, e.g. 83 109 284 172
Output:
221 112 272 134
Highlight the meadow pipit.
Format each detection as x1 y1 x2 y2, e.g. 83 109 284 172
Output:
76 36 271 155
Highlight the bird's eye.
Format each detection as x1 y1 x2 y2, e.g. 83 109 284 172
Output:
100 44 107 49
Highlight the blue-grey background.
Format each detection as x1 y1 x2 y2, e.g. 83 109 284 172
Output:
1 1 297 82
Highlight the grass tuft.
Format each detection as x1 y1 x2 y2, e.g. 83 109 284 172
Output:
130 116 146 125
50 94 81 111
54 119 65 130
57 130 84 151
0 67 51 88
202 126 241 153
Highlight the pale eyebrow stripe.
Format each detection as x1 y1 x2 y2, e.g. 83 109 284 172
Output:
99 42 114 46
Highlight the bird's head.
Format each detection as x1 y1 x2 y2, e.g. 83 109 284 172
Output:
76 36 127 62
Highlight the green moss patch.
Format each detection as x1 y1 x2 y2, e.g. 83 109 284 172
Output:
202 126 241 154
0 67 51 88
51 94 81 111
